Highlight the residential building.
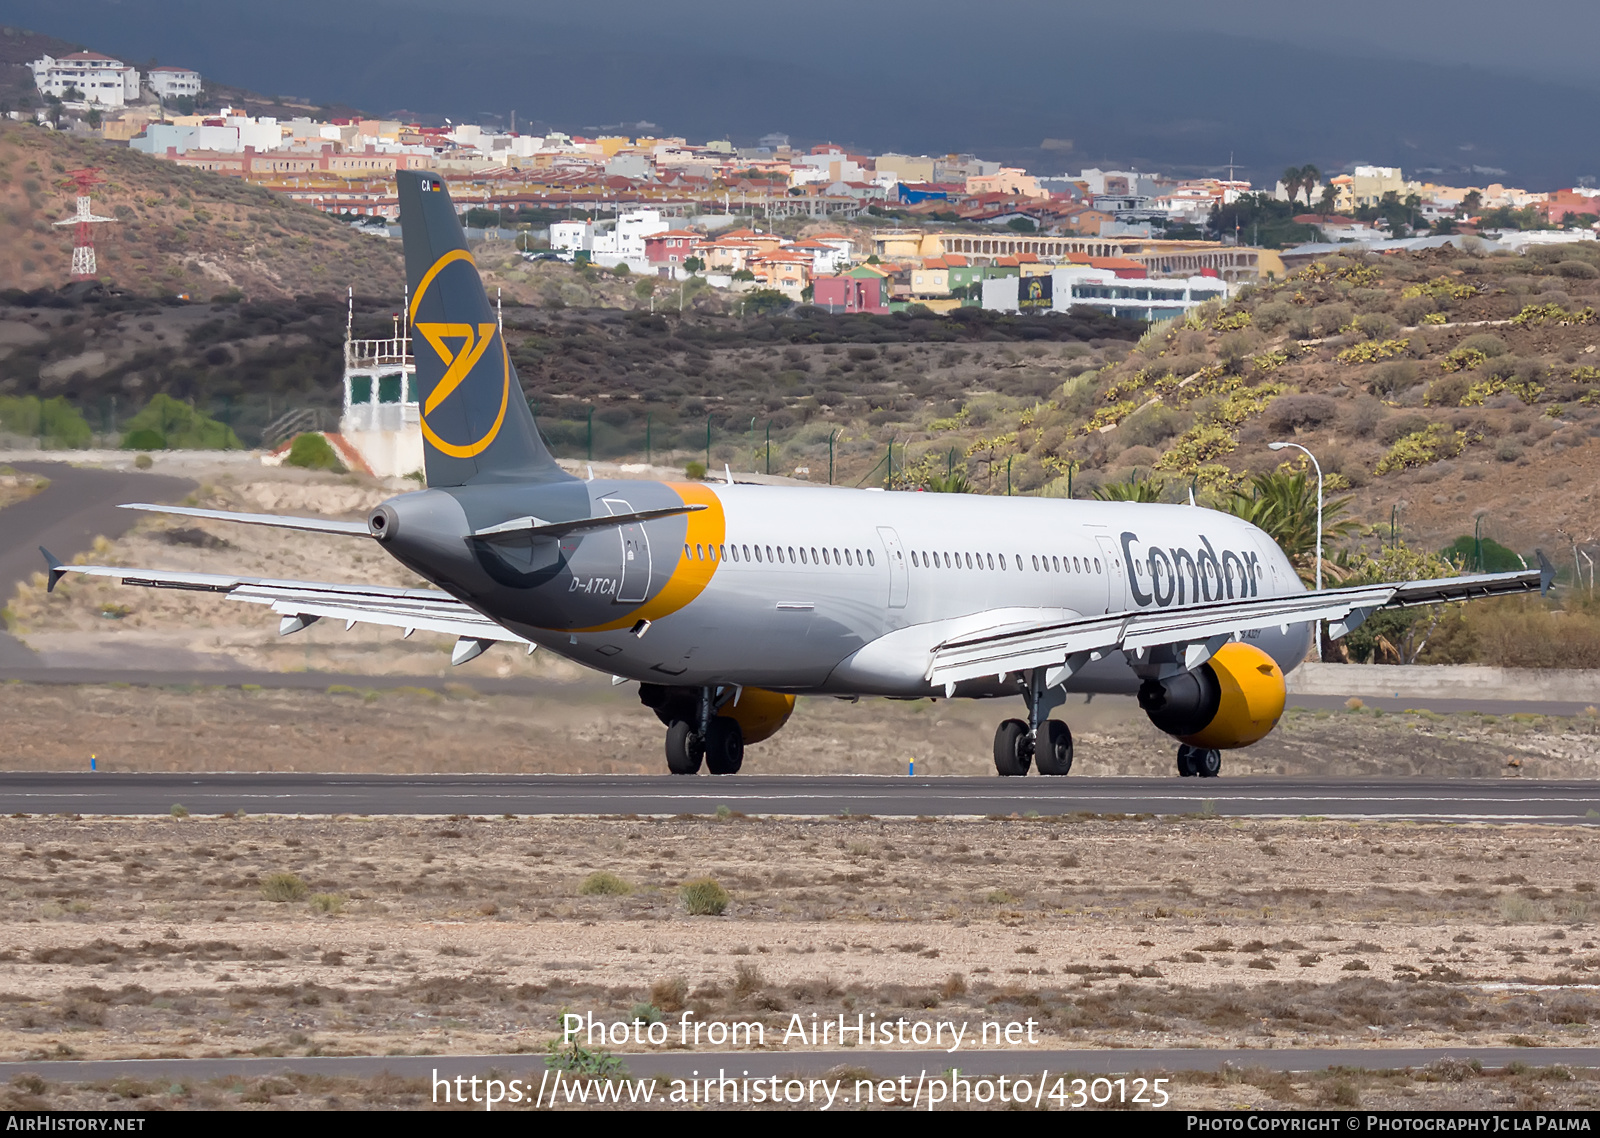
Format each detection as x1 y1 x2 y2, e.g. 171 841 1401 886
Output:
753 250 812 300
31 52 140 107
146 66 201 102
966 167 1048 198
644 229 704 270
983 267 1227 320
784 238 850 276
813 266 890 314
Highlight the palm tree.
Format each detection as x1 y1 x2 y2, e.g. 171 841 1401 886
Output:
1224 470 1356 584
1092 474 1165 502
1297 164 1321 209
1281 165 1305 207
924 471 975 494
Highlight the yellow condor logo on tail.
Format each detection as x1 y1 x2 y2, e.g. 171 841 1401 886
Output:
409 249 510 459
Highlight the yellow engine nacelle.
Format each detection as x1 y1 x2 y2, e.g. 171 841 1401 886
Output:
722 687 796 744
1138 642 1286 750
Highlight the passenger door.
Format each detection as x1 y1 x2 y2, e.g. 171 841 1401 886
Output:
877 526 909 608
1094 532 1127 615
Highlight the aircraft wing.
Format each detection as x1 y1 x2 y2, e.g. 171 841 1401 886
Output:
924 565 1549 692
41 551 531 665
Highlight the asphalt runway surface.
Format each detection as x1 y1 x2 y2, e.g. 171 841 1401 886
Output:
0 460 193 668
0 1047 1593 1083
1 771 1596 822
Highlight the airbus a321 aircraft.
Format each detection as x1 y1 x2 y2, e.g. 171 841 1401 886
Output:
45 171 1552 778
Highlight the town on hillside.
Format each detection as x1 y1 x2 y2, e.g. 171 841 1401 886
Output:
18 44 1600 326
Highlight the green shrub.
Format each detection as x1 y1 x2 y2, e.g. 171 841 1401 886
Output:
260 872 309 902
578 871 632 897
120 394 241 450
684 460 706 480
308 893 344 914
169 803 189 818
1375 423 1466 474
1439 348 1487 373
1556 260 1600 280
133 453 153 469
0 396 92 448
285 433 346 472
680 878 729 916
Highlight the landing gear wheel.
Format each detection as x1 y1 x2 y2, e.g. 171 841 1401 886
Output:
665 720 704 775
1176 743 1222 778
704 717 744 775
1035 720 1073 775
993 718 1032 777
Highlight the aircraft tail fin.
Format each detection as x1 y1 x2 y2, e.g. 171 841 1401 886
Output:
396 170 571 488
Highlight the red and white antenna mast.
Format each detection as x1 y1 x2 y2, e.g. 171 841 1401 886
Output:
53 168 114 281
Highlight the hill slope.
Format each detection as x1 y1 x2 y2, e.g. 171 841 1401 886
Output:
0 121 400 299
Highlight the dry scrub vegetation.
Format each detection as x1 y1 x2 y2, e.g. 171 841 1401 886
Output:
1 1061 1599 1111
0 812 1595 1072
3 681 1600 778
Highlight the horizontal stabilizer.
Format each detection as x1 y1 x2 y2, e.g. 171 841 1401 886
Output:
469 503 707 542
120 503 370 536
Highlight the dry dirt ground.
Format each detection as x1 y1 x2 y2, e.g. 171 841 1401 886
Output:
2 682 1600 779
0 814 1594 1111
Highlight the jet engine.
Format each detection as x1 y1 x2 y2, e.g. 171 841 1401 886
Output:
1136 642 1286 750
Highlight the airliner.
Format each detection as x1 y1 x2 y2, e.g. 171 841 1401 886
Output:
44 171 1549 778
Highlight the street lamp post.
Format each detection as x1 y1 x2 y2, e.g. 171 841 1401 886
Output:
1268 441 1323 591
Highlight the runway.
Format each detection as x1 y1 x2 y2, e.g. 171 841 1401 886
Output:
0 1046 1592 1084
1 772 1596 822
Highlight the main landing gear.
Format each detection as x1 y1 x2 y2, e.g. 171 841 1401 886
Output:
643 684 744 776
992 669 1073 777
1176 743 1222 778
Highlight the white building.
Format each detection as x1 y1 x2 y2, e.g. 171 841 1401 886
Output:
550 220 594 253
982 266 1228 321
589 210 670 261
31 52 140 108
145 66 201 102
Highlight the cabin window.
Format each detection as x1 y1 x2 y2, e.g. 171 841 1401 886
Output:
788 547 797 563
910 551 918 568
718 545 725 561
1073 557 1081 572
867 550 875 567
695 544 704 560
1052 556 1061 572
812 547 819 564
1014 555 1023 571
743 545 751 561
845 549 853 566
987 553 994 570
1031 555 1039 571
1094 558 1102 572
833 548 841 565
858 550 866 565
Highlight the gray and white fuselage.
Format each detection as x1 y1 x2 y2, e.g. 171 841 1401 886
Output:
378 479 1312 700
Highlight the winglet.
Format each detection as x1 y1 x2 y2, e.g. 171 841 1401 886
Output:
39 547 67 593
1536 549 1556 596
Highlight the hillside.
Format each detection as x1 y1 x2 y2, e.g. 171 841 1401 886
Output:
973 245 1600 569
0 121 401 299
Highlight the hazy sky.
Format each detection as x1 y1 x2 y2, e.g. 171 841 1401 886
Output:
7 0 1598 185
